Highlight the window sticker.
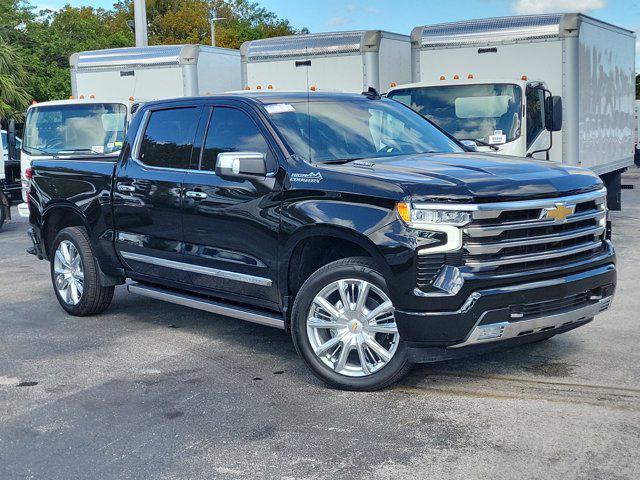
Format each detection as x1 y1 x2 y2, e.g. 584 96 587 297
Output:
488 130 507 145
265 103 296 114
91 145 105 154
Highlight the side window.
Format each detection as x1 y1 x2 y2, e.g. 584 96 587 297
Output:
138 107 199 169
201 107 273 171
526 88 545 148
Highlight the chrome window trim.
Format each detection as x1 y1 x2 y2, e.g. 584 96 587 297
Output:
120 251 273 287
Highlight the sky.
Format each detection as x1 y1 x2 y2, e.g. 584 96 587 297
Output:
35 0 640 69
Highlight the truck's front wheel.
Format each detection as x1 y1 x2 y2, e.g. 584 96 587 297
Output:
291 257 412 391
50 227 114 316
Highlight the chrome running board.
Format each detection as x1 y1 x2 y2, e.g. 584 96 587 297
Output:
450 296 613 348
127 283 285 329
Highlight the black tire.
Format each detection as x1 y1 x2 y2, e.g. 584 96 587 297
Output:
291 257 412 391
0 207 5 231
50 226 115 316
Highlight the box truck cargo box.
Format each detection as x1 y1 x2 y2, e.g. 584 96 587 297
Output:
389 14 636 208
70 44 241 101
241 31 411 94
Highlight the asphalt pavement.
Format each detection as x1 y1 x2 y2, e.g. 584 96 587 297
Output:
1 170 639 479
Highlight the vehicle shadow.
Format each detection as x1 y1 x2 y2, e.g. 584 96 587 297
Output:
108 286 581 390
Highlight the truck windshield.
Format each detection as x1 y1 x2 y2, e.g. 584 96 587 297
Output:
265 97 463 163
388 84 522 146
22 103 127 156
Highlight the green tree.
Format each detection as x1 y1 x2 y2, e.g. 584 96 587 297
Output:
112 0 306 49
0 35 30 119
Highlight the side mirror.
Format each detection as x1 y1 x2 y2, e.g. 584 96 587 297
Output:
459 140 478 152
7 119 19 161
216 151 268 180
545 96 562 132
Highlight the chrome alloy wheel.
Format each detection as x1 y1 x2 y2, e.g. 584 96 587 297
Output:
53 240 84 306
306 279 399 377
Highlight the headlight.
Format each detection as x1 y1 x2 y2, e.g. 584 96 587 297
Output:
396 202 471 227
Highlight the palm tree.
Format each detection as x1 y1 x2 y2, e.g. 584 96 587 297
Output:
0 36 30 120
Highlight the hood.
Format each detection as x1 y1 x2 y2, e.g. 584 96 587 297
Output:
322 153 603 203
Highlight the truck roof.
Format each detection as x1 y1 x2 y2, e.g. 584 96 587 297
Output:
241 30 409 63
27 98 134 109
411 13 635 50
141 91 380 109
70 44 239 71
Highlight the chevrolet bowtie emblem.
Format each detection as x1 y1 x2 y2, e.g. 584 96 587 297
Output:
541 203 575 222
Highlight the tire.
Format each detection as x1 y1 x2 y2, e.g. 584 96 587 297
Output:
50 226 114 316
291 257 412 391
0 207 5 231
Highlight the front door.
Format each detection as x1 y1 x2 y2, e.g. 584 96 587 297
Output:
181 104 282 306
114 105 202 283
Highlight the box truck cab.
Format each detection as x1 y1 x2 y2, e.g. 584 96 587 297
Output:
389 13 636 209
17 98 135 217
388 76 561 159
241 30 411 94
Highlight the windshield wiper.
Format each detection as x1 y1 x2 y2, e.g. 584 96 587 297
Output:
23 146 54 156
460 138 499 151
320 157 370 165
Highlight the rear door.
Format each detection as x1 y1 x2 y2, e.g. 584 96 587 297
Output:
114 104 202 284
181 102 282 306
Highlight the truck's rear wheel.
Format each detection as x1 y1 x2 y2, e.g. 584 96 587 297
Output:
291 257 412 391
50 227 114 316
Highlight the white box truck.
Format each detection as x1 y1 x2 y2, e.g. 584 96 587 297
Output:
388 14 636 208
241 30 411 94
70 44 241 101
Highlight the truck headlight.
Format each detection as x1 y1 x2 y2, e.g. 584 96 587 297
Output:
396 202 469 254
396 202 471 227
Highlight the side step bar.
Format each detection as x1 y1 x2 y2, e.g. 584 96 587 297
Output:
127 283 285 330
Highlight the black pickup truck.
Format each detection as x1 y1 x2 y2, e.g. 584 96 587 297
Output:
27 92 616 390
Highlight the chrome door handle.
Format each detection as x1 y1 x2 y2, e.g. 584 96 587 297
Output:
185 190 208 200
117 183 136 193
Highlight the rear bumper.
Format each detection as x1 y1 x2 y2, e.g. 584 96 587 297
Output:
395 263 616 347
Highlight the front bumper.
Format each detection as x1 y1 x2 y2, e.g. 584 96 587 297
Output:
395 263 616 348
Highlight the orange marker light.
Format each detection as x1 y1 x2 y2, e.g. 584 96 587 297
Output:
439 75 445 81
245 86 251 90
69 96 75 99
453 74 459 80
521 75 527 81
256 85 262 90
79 95 85 99
396 202 411 223
390 82 397 88
468 74 474 79
267 84 273 90
310 85 317 91
129 96 135 101
32 100 38 105
90 94 95 99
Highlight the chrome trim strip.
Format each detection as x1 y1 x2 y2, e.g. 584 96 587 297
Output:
120 251 273 287
464 225 605 255
464 240 604 268
464 209 606 237
412 188 606 213
127 283 284 329
449 296 612 348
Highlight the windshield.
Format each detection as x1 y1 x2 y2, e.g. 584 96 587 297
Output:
265 97 463 163
389 84 523 145
23 103 127 156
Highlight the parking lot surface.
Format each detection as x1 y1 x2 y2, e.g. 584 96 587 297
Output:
1 171 640 480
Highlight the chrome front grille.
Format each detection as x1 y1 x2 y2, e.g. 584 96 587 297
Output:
461 189 608 275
